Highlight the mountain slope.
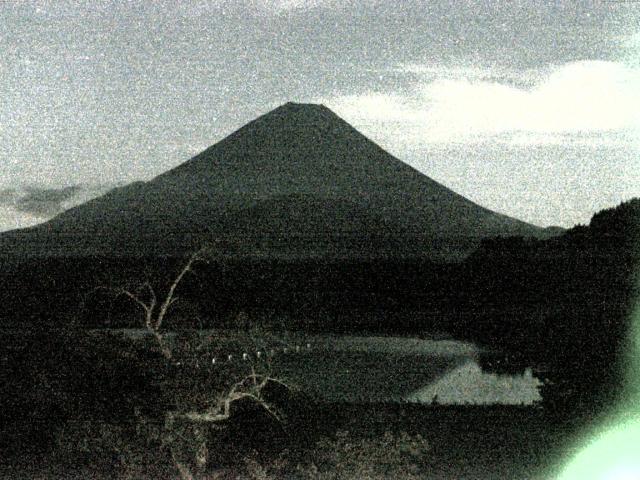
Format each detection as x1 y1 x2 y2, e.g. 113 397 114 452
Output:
0 102 552 260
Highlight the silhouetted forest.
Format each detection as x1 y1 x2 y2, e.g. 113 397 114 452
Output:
457 199 640 415
0 199 638 423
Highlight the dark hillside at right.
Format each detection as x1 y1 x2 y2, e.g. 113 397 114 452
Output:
453 198 640 418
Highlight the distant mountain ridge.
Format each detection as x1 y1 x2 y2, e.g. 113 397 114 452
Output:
0 102 556 260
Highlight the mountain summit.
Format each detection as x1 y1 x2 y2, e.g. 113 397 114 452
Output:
0 102 551 260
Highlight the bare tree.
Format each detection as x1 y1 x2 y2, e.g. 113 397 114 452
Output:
165 366 290 479
97 247 293 479
111 247 208 361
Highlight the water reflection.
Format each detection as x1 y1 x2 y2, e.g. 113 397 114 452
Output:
405 360 543 405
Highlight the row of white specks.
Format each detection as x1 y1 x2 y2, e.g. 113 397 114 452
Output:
204 343 313 366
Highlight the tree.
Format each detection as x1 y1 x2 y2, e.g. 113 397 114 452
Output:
101 246 291 479
114 248 208 361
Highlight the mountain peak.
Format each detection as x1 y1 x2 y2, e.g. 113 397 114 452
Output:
1 102 549 260
278 101 331 111
258 101 339 126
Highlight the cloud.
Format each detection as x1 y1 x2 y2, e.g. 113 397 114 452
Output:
0 185 82 218
15 186 82 217
326 61 640 145
0 184 117 232
326 92 424 124
394 64 545 88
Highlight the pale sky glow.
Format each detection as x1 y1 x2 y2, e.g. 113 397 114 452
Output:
1 1 639 230
0 205 42 233
327 60 640 144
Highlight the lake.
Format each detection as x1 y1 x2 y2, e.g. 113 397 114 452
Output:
105 330 544 405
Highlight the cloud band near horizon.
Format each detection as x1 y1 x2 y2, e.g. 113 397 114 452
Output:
326 60 640 146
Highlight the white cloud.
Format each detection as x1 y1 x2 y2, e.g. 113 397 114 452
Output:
395 63 545 86
324 92 425 124
0 184 117 232
327 61 640 145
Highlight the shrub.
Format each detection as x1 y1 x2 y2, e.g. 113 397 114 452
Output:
0 327 161 456
236 430 430 480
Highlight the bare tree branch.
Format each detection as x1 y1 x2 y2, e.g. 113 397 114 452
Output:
97 248 211 361
155 249 207 332
120 289 152 317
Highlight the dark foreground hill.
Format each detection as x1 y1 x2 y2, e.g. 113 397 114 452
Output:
0 102 552 262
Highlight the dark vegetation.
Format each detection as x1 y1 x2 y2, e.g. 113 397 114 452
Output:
0 327 162 458
457 199 639 416
0 199 638 477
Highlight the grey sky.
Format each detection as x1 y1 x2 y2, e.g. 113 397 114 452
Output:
1 0 639 231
